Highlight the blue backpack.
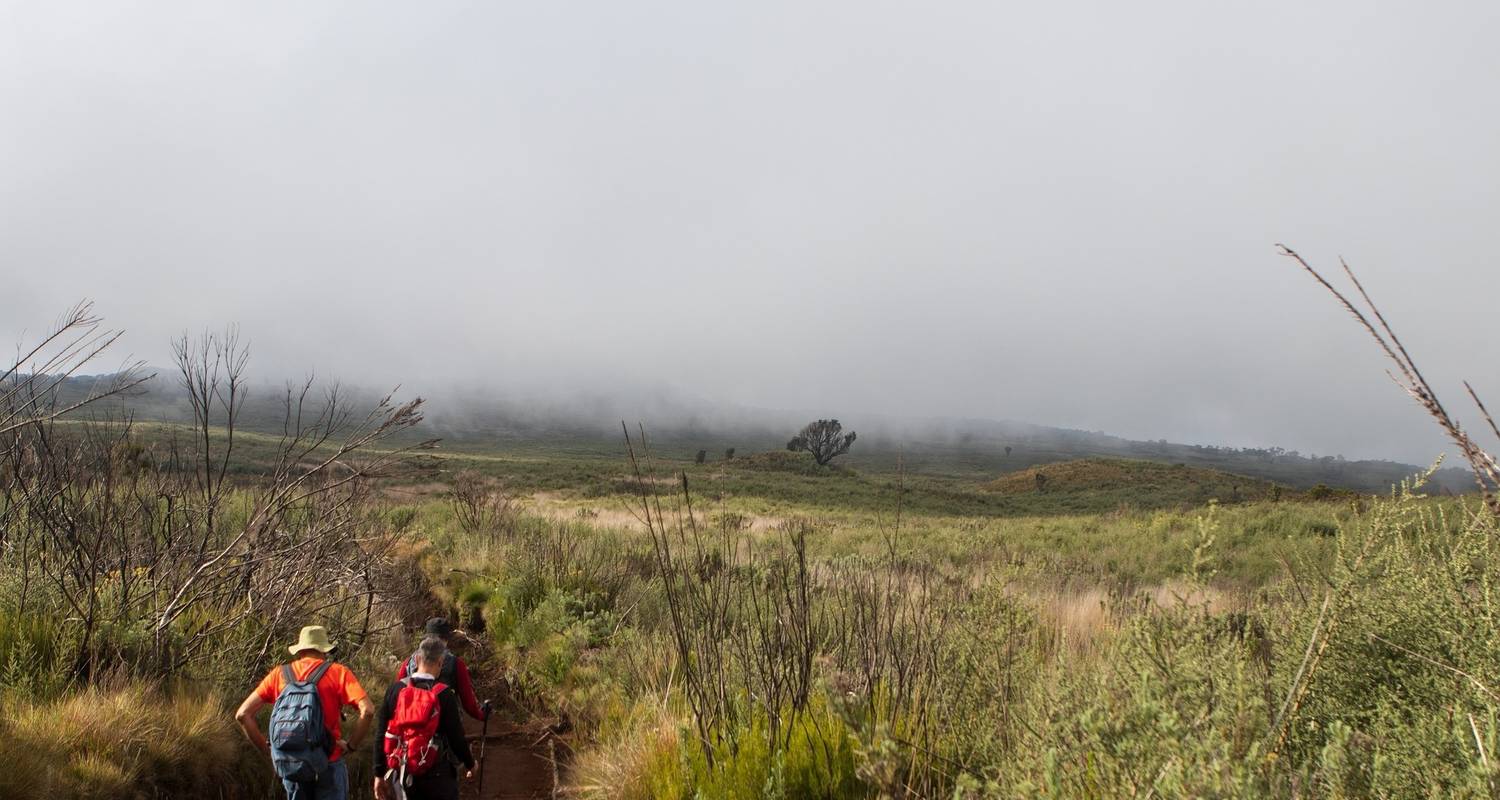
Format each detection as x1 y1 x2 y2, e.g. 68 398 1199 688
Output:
269 660 336 783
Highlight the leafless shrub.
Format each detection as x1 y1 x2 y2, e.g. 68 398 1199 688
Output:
154 332 435 665
1 324 436 683
450 469 516 540
1280 244 1500 516
727 522 821 750
625 426 824 760
623 424 737 763
0 302 150 439
527 520 635 605
624 424 960 791
822 475 963 797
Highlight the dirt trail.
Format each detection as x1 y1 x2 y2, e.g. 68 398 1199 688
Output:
459 719 557 800
454 650 563 800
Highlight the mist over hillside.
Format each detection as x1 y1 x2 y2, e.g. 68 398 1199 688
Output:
58 370 1473 494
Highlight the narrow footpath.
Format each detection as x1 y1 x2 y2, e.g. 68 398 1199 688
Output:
455 656 564 800
459 718 559 800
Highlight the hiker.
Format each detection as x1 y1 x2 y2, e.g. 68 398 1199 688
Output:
373 636 477 800
235 625 375 800
394 617 488 721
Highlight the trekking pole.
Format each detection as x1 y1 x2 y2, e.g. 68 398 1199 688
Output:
476 699 492 795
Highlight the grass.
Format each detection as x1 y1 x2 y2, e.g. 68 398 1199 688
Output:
7 418 1491 798
17 246 1494 797
407 448 1499 798
419 459 1368 587
0 684 272 800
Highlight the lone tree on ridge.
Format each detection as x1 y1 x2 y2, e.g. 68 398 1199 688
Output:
787 419 857 466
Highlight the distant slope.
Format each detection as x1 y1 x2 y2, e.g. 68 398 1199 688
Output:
984 458 1283 506
44 371 1475 495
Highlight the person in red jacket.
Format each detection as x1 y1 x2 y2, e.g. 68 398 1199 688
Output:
395 617 488 721
373 636 475 800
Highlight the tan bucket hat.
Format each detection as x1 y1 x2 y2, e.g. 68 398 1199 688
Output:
288 625 337 656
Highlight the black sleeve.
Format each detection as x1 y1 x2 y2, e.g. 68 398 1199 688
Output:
372 683 399 768
440 688 475 769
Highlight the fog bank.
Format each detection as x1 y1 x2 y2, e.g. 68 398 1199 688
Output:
4 1 1498 464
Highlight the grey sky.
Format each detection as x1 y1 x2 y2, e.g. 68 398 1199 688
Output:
3 1 1497 463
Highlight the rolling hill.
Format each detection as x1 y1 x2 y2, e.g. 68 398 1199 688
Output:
37 371 1476 494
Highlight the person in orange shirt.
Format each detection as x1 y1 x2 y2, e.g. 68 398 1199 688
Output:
235 626 377 800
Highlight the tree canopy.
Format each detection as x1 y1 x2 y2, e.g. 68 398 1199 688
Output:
787 419 857 466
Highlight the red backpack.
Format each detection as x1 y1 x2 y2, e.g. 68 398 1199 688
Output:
383 678 448 778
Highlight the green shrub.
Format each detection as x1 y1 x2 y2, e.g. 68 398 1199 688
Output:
0 611 63 698
642 697 862 800
386 505 419 532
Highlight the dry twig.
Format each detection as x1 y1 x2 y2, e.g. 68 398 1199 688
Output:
1279 245 1500 516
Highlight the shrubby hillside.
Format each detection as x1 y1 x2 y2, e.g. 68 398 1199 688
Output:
52 372 1473 494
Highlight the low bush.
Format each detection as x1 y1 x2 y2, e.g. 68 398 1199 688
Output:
0 611 65 698
589 696 861 800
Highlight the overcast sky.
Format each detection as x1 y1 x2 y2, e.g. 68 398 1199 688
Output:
3 1 1497 462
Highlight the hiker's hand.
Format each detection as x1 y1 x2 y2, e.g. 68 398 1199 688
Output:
336 738 350 754
373 777 391 800
465 768 475 780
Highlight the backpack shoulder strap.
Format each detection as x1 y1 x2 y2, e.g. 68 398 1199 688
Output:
281 663 296 687
305 659 336 687
431 682 448 696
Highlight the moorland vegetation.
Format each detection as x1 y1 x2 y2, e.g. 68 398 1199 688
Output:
3 252 1500 798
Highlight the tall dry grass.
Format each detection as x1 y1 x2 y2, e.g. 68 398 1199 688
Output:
0 683 268 799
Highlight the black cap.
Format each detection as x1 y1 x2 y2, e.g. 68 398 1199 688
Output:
424 617 454 639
